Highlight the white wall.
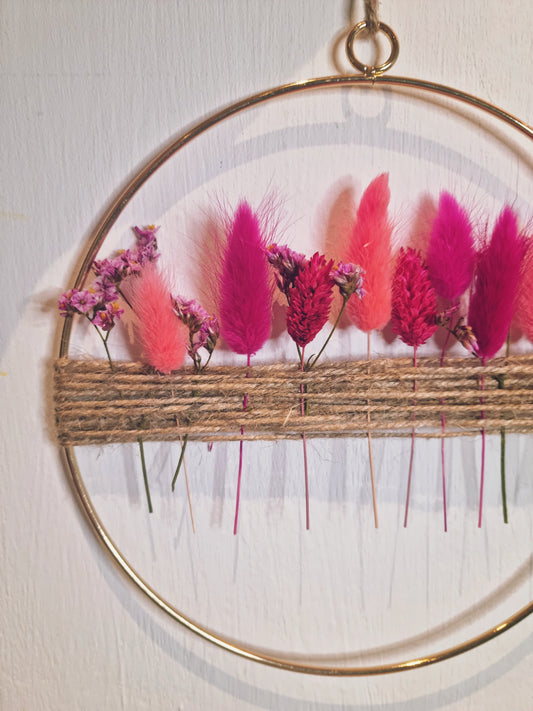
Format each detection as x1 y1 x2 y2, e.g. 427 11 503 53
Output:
2 1 533 709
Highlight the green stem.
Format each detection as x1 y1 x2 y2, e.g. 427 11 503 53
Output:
499 332 511 524
171 434 188 491
200 350 213 371
306 296 348 370
138 437 153 513
90 321 115 372
90 317 152 514
116 285 134 310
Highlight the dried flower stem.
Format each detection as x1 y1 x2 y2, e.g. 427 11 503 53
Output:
499 333 511 524
300 346 310 530
306 296 348 370
233 354 251 535
367 332 379 528
478 360 486 528
171 435 188 491
116 285 133 310
180 435 196 533
90 320 114 371
137 437 153 514
91 318 154 514
403 346 418 528
439 319 455 533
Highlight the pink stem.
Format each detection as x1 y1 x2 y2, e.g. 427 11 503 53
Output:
478 362 486 528
404 346 418 528
300 346 310 530
233 353 251 535
439 323 453 533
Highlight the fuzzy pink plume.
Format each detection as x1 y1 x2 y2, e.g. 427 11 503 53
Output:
391 247 437 348
344 173 393 332
130 265 187 373
426 192 476 301
468 207 524 361
218 201 273 356
514 238 533 342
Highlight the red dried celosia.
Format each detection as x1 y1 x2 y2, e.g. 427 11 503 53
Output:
286 252 335 347
391 247 437 349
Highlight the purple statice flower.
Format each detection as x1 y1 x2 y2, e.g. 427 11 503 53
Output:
58 289 75 316
134 225 160 266
136 240 159 266
67 289 99 314
92 226 160 285
331 261 364 300
134 224 160 248
435 303 460 327
93 276 119 303
452 317 479 356
92 255 124 281
117 249 142 277
92 301 124 331
172 294 219 364
173 296 210 331
266 243 307 297
197 314 220 355
92 309 114 331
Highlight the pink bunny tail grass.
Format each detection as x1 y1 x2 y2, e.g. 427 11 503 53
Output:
130 265 187 374
345 173 393 333
468 207 524 527
468 206 524 361
426 192 475 532
339 174 392 529
426 192 476 302
514 238 533 341
218 201 273 356
217 201 274 534
233 354 251 535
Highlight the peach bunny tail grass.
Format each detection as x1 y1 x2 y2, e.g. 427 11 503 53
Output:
130 265 188 374
345 173 393 333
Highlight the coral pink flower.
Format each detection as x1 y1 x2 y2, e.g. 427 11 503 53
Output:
391 247 437 348
345 173 393 333
286 252 335 347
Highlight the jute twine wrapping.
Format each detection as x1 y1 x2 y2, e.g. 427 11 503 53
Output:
53 355 533 445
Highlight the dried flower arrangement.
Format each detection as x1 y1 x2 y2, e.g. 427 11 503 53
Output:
55 178 533 531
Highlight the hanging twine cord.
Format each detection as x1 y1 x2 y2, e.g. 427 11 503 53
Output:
364 0 379 33
54 356 533 445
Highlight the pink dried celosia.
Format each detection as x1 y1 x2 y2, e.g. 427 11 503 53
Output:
286 252 335 347
345 173 393 332
130 265 188 374
391 247 438 349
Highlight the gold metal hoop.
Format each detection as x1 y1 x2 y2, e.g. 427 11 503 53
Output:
345 21 400 76
59 73 533 676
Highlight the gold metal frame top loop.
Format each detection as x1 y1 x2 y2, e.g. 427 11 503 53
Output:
346 20 400 76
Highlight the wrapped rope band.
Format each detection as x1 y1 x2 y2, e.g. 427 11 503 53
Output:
53 356 533 445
